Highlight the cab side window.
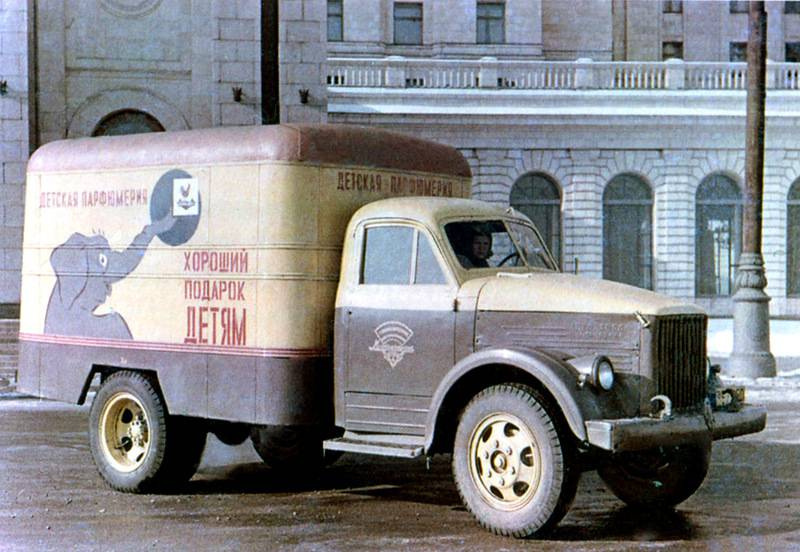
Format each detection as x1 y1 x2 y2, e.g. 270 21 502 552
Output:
362 226 413 284
414 232 446 284
361 225 446 285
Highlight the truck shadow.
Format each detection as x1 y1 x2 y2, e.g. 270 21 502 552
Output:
188 454 463 507
187 440 800 543
550 440 800 542
552 500 699 541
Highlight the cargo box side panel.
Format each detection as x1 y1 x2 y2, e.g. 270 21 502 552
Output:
17 340 40 397
316 165 471 249
19 334 331 424
208 354 255 421
257 163 326 353
108 167 211 345
24 167 212 341
19 173 43 396
20 173 43 333
17 336 208 413
253 163 469 354
20 165 215 403
255 355 333 426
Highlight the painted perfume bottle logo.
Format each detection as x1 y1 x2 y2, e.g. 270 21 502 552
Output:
173 178 199 216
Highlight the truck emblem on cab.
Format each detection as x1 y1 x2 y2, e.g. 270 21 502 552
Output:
369 321 415 368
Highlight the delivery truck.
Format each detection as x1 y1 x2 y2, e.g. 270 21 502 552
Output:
18 124 766 537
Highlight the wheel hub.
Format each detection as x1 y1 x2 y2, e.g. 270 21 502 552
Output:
99 392 151 473
491 451 507 472
468 413 542 511
129 417 145 445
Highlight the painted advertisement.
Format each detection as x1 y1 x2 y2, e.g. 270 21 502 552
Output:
20 161 468 355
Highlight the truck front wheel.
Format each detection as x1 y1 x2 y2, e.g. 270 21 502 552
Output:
89 371 206 492
597 442 710 508
452 384 579 538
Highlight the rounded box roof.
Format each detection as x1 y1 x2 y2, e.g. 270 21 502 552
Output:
28 124 472 178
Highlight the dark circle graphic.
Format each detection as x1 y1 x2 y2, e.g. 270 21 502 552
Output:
150 169 201 246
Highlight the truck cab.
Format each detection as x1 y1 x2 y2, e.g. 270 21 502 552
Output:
326 196 766 537
332 197 557 438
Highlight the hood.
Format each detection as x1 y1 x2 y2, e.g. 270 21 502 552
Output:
467 271 704 317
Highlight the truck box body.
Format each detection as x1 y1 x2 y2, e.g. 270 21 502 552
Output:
18 124 471 425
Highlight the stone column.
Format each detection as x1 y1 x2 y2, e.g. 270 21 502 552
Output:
279 0 327 123
728 1 776 378
657 156 694 300
563 151 603 280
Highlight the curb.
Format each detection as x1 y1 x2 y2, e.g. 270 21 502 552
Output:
0 392 31 401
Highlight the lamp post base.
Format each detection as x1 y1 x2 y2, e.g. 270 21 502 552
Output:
726 253 776 378
727 349 776 379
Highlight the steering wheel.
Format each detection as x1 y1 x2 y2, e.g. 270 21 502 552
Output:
498 252 520 266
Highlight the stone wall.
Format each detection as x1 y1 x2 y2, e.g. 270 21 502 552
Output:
36 1 262 140
329 0 543 59
0 1 28 310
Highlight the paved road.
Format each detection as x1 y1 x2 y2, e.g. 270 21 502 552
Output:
1 397 799 551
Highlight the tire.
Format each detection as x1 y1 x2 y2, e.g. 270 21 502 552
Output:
597 442 711 508
163 416 207 484
89 371 206 492
452 384 580 538
250 425 324 473
211 422 251 446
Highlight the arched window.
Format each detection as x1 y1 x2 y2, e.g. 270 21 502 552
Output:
788 179 800 296
92 109 164 137
510 173 562 266
695 174 742 296
603 174 653 289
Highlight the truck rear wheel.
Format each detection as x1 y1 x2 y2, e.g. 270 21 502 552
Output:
452 384 579 538
250 425 324 474
210 422 250 446
89 371 205 492
598 442 710 508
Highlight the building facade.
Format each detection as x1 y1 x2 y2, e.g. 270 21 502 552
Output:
0 1 29 316
327 0 800 318
3 0 800 319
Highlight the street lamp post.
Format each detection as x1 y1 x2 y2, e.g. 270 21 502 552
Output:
728 0 776 378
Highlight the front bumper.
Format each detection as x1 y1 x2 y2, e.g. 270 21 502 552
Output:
584 405 767 453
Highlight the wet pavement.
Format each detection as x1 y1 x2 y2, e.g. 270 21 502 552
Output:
1 396 799 551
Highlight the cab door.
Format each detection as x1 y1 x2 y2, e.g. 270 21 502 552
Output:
344 222 457 436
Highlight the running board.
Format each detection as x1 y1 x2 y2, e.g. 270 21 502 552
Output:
323 432 425 458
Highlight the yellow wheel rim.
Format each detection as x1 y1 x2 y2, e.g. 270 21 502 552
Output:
467 412 542 511
98 392 151 473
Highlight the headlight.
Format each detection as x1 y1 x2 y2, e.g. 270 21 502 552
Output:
592 356 615 391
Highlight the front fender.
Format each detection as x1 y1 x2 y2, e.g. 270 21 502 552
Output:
424 347 605 453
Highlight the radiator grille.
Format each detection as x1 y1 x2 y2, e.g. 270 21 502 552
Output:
652 314 707 410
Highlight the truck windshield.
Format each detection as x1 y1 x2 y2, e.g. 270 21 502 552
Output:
444 220 555 271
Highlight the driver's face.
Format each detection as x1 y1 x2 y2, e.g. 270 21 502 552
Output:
472 235 491 260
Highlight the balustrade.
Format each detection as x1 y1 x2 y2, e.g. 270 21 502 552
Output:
328 57 800 92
